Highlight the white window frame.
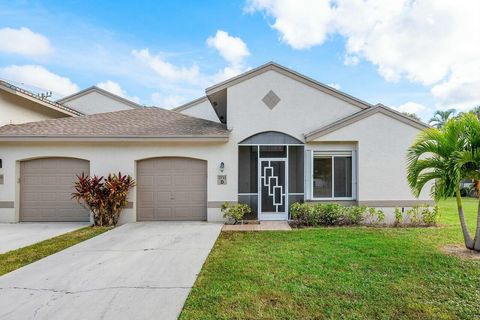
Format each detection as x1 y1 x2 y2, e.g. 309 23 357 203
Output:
310 150 356 201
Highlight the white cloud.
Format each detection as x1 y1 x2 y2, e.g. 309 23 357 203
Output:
0 65 78 97
207 30 251 82
430 59 480 110
247 0 480 108
132 31 251 105
394 102 427 114
327 83 341 90
0 27 53 56
207 30 250 66
132 48 200 83
245 0 333 49
151 92 188 109
97 80 141 103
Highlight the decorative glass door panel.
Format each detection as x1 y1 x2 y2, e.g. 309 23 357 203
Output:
259 159 287 220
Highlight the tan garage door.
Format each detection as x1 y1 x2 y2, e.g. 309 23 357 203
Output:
137 157 207 221
20 158 90 222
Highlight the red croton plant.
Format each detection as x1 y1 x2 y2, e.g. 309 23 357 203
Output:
72 172 136 226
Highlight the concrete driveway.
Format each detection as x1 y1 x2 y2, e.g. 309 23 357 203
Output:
0 222 89 254
0 222 223 320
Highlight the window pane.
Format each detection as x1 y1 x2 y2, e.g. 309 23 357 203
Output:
334 157 352 197
288 146 304 193
313 157 332 197
238 146 258 193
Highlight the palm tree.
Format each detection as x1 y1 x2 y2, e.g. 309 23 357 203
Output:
407 114 480 251
429 109 456 128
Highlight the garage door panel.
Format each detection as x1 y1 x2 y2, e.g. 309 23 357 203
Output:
156 175 172 187
137 175 154 186
20 158 90 222
137 157 207 221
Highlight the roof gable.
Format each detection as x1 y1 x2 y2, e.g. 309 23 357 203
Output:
305 104 429 141
206 62 372 110
57 86 142 109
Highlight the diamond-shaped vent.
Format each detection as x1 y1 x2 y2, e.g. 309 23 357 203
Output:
262 90 281 110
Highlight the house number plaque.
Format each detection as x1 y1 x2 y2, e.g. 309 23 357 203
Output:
217 175 227 185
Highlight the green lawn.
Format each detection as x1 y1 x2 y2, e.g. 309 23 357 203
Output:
181 198 480 320
0 226 110 277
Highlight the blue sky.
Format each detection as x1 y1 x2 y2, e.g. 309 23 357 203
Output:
0 1 478 121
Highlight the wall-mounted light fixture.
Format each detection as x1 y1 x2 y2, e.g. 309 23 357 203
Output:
219 162 225 172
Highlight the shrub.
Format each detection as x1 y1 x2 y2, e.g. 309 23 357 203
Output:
394 208 403 226
393 205 439 227
221 202 251 224
289 202 365 227
364 207 385 225
343 205 367 225
422 205 440 225
290 202 314 226
72 172 135 226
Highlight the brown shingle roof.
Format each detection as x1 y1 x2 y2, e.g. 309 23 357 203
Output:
0 107 229 140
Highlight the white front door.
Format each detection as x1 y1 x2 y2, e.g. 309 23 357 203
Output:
258 158 288 220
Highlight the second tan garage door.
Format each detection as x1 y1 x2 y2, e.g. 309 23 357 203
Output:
20 157 90 222
137 157 207 221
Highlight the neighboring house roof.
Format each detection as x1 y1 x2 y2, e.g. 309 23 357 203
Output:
57 86 143 109
0 107 229 141
173 96 209 112
304 104 429 141
0 80 83 117
205 61 373 110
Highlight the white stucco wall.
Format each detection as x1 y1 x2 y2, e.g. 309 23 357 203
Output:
0 141 237 223
62 91 138 115
178 99 220 123
0 90 69 126
227 70 362 142
311 112 432 202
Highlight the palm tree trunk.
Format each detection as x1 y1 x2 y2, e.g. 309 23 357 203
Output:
455 189 475 249
474 199 480 251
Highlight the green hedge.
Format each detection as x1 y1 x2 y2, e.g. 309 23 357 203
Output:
290 202 439 227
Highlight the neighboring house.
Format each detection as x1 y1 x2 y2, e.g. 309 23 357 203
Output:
0 80 82 126
57 86 143 115
0 62 433 223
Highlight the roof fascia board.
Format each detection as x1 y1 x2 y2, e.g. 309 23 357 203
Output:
205 62 372 110
305 106 429 141
57 86 142 109
173 96 209 112
0 82 82 117
0 135 229 142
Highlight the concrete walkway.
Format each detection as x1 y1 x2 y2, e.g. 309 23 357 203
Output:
0 222 223 320
0 222 89 254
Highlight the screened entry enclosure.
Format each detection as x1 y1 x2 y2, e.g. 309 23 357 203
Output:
238 132 304 220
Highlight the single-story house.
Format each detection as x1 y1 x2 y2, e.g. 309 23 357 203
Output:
0 62 433 223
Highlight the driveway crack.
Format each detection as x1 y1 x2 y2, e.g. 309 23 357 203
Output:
0 285 192 295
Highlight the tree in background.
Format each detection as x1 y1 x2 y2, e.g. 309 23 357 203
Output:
429 109 456 128
402 112 421 121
